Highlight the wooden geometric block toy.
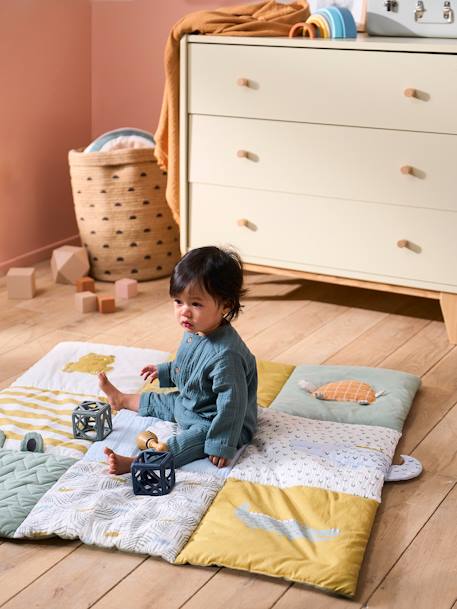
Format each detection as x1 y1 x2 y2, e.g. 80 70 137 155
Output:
72 400 112 441
115 278 138 299
76 276 95 293
51 245 89 285
131 449 175 496
97 295 116 314
75 291 98 313
6 267 36 299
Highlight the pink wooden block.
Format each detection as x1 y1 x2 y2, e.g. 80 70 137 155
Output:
7 267 36 299
75 291 98 313
115 278 138 299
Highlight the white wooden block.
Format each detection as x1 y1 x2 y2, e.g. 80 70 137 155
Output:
75 291 98 313
115 278 138 299
7 267 36 299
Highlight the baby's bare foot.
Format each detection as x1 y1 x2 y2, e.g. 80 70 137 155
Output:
104 447 135 475
98 373 140 412
98 372 125 411
209 455 230 468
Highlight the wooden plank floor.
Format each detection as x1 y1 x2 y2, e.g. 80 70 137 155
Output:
1 261 456 609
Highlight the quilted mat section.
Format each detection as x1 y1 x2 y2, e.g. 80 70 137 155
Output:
0 386 97 458
0 449 76 538
1 341 170 458
256 360 295 407
176 478 378 598
14 460 224 562
11 341 169 395
176 409 400 597
270 364 420 431
229 409 400 501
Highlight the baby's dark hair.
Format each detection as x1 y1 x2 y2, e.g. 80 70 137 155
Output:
169 246 245 321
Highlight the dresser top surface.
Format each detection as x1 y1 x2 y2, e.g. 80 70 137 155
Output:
187 33 457 54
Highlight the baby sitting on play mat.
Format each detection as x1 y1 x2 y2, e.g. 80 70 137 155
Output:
99 246 258 472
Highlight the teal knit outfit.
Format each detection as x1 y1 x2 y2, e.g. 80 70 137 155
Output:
139 323 258 467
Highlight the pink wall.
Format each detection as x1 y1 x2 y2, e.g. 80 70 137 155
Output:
91 0 243 138
0 0 91 274
0 1 242 274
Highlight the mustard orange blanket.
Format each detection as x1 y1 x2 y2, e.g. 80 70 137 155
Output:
154 0 310 224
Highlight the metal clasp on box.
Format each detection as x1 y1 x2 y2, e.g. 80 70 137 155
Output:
444 1 454 22
414 0 454 23
414 0 425 21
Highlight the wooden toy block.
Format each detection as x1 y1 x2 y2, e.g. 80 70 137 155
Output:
76 276 95 293
115 278 138 299
97 295 116 314
51 245 89 285
7 267 36 299
75 291 98 313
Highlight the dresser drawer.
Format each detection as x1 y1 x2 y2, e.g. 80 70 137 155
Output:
189 184 457 291
188 43 457 135
189 115 457 212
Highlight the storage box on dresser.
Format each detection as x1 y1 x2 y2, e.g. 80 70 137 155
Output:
179 35 457 343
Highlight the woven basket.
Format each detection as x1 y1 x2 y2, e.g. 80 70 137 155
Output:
68 148 180 282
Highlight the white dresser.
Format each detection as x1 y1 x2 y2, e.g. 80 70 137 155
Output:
179 34 457 343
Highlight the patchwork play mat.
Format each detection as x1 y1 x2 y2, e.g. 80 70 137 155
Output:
0 341 422 597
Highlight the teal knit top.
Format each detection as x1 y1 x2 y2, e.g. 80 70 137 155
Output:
154 323 258 460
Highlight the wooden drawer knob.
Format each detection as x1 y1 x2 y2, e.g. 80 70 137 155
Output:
237 218 249 227
397 239 410 249
237 78 249 87
237 149 249 158
400 165 413 175
404 88 417 98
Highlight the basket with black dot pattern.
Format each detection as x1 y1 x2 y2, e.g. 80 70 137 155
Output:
68 148 180 281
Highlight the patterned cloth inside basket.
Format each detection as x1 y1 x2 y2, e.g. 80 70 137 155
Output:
84 128 155 153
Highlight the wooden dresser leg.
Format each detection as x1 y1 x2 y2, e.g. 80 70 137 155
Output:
440 292 457 344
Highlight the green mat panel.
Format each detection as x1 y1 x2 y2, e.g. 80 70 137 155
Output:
270 365 420 431
0 449 76 538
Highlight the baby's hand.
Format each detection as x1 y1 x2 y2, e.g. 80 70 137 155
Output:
209 455 230 468
140 364 158 382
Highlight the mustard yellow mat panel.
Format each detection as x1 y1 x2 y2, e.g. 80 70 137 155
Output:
256 360 295 407
176 478 378 598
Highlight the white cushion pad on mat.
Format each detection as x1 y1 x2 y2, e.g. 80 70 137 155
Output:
12 341 169 395
14 460 223 562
